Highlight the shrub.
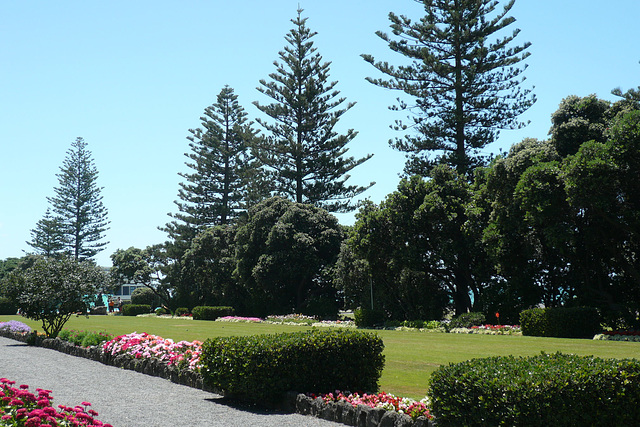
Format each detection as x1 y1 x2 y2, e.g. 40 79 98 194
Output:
429 352 640 426
520 306 601 338
354 307 384 327
131 287 158 306
58 329 114 347
200 329 385 404
191 306 234 321
155 306 170 315
174 307 190 316
448 312 485 329
122 304 151 316
0 296 17 315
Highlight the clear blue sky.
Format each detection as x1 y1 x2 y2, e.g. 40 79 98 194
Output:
1 0 638 267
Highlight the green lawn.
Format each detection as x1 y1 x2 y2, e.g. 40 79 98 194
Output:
2 314 639 400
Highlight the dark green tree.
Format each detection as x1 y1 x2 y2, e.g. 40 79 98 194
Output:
163 86 259 253
46 137 110 260
235 197 344 317
363 0 535 175
4 255 106 337
253 9 373 212
178 225 238 309
110 245 174 312
26 208 66 257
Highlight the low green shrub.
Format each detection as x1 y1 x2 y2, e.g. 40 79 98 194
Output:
155 307 169 315
130 287 158 306
122 304 151 316
57 329 114 347
174 307 190 316
191 306 234 321
354 307 384 327
429 352 640 426
520 306 601 338
448 312 485 329
200 329 385 404
0 296 17 315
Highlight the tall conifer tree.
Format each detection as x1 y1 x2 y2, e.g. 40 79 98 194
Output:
46 137 109 260
364 0 535 176
253 9 373 213
26 208 66 257
163 86 258 252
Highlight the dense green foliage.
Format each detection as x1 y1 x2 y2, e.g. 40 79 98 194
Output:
0 297 17 315
3 256 107 337
131 287 159 307
253 9 373 212
200 329 385 403
353 307 385 327
429 352 640 426
191 306 234 321
235 197 343 316
30 137 110 260
122 304 151 316
364 0 534 175
448 312 486 329
520 306 601 338
57 329 113 347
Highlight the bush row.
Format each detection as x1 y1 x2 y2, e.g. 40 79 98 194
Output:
122 304 151 316
520 306 601 338
429 352 640 426
191 305 234 320
200 329 385 404
0 296 17 315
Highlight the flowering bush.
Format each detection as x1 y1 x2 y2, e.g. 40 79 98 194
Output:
102 332 202 372
0 320 32 334
449 324 521 335
0 378 112 426
214 316 263 323
318 391 432 421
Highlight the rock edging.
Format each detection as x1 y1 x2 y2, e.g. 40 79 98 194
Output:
1 330 434 427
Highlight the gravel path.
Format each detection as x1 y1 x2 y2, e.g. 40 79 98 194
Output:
0 336 342 427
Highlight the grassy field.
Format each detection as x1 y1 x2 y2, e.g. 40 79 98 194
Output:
2 314 639 399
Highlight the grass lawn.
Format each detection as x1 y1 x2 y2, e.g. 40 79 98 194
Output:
3 314 639 400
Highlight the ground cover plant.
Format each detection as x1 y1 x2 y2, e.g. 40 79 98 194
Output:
2 314 639 400
0 378 112 426
57 330 113 347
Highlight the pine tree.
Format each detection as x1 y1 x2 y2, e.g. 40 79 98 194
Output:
47 137 110 260
253 9 374 213
163 86 259 251
26 208 65 257
363 0 535 176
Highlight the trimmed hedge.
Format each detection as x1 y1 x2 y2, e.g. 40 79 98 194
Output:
200 329 385 404
122 304 151 316
429 352 640 426
191 306 234 321
520 306 601 338
174 307 190 316
0 296 17 315
354 307 384 327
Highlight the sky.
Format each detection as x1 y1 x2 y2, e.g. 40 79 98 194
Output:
1 0 638 267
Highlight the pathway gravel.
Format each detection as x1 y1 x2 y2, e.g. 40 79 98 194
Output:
0 336 342 427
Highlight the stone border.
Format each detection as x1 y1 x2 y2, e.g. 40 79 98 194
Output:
0 330 435 427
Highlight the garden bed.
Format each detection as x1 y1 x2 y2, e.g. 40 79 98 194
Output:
0 328 434 427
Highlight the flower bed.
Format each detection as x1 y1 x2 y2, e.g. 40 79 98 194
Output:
102 332 202 372
317 391 432 421
449 324 521 335
0 320 32 334
0 378 112 427
214 316 263 323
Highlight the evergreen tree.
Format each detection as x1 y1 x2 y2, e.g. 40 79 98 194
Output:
47 137 109 261
363 0 535 176
253 9 373 213
26 208 65 257
163 86 259 251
